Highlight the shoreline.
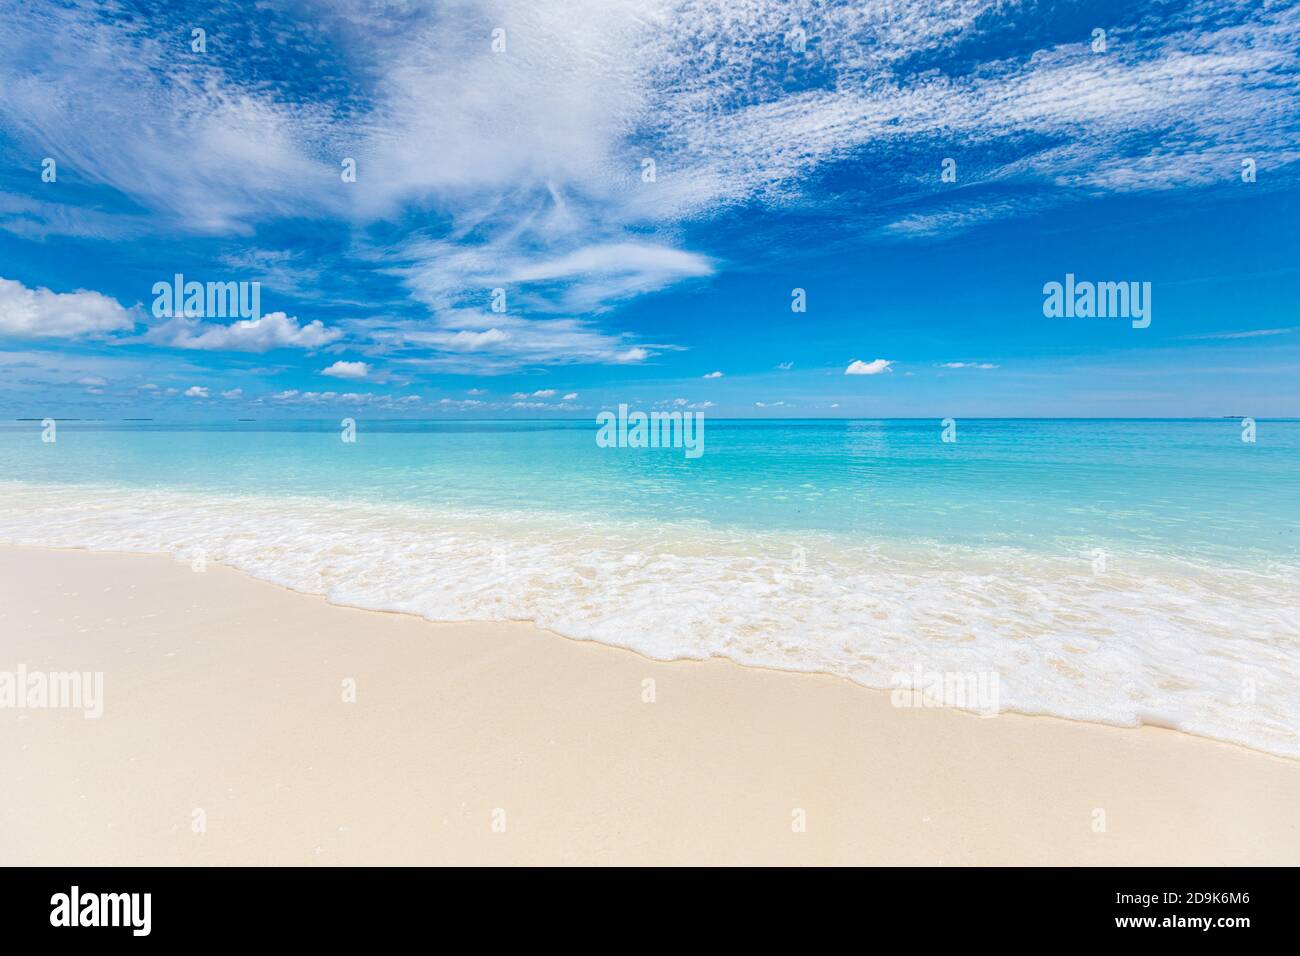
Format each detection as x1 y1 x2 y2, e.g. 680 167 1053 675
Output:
7 540 1299 765
2 543 1298 865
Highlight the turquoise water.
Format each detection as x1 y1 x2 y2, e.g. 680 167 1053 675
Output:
1 419 1296 566
1 418 1297 756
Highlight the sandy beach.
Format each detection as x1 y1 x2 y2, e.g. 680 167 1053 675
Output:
1 542 1296 866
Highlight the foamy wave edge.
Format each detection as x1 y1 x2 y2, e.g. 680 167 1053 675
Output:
1 480 1298 759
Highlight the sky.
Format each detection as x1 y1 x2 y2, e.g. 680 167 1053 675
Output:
0 0 1297 419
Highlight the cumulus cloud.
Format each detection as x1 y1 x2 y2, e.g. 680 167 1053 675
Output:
0 276 135 339
939 362 999 369
150 312 342 352
222 388 243 399
184 385 209 398
702 370 723 379
265 389 420 407
321 360 370 379
845 358 894 376
438 397 485 410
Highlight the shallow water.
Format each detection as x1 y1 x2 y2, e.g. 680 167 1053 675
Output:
1 418 1296 756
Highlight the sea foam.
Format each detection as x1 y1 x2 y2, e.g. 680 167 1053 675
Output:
1 480 1297 758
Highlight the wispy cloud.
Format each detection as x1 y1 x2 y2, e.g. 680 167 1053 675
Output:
6 1 1297 245
356 310 672 373
1181 327 1299 341
2 0 1298 411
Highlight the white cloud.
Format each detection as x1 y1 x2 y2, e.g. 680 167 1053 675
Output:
0 5 332 234
386 239 705 367
0 276 135 339
222 388 243 399
321 360 370 380
219 249 324 299
1182 327 1298 341
423 329 512 350
150 312 342 352
4 0 1297 377
184 385 209 398
939 362 999 369
366 310 663 372
702 370 723 379
500 242 713 312
845 358 894 376
562 392 578 400
7 1 1296 245
659 397 714 410
777 362 793 370
266 389 418 407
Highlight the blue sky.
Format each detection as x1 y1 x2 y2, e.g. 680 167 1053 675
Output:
0 0 1297 418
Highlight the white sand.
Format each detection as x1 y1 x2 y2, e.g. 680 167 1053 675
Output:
0 544 1296 865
